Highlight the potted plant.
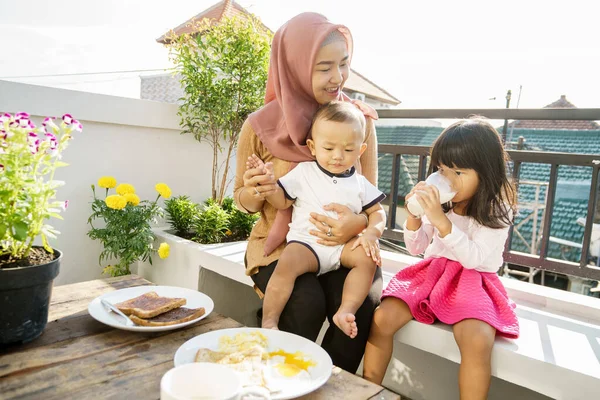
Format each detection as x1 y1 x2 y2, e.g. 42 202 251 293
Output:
0 112 81 345
166 15 271 205
164 195 258 245
87 179 172 277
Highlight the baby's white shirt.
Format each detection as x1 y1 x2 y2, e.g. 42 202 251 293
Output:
277 161 385 242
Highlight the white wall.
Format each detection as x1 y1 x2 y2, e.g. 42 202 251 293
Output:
0 80 221 285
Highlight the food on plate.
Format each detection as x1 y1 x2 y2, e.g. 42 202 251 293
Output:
193 331 316 392
115 291 186 318
129 307 205 326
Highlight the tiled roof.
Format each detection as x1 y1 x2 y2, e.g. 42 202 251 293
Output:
510 95 600 130
345 70 400 105
140 72 400 106
376 125 599 260
376 125 441 196
510 198 588 263
140 73 184 104
156 0 267 44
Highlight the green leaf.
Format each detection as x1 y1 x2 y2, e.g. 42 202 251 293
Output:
13 221 28 241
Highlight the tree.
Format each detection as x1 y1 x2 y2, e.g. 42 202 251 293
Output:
167 16 271 204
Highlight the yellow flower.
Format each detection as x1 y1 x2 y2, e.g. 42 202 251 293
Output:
158 242 170 259
105 195 127 210
225 230 232 236
98 176 117 189
155 183 172 199
124 193 140 206
116 183 136 195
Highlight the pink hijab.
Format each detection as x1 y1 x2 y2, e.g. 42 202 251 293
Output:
248 12 378 256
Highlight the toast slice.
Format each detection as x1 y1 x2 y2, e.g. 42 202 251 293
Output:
130 307 205 326
114 291 186 318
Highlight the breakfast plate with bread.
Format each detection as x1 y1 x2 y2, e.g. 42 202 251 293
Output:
88 286 214 332
173 328 333 399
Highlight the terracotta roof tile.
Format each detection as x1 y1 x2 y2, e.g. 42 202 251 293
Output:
156 0 269 44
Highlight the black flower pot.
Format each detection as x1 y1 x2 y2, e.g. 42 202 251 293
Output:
0 249 61 345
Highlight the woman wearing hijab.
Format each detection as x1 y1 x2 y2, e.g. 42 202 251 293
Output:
233 12 381 372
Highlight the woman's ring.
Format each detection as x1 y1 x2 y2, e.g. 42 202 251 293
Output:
254 187 260 196
326 227 333 237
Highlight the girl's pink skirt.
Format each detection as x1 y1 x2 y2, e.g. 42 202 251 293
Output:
382 257 519 338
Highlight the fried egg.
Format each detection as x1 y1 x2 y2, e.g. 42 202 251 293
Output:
194 332 316 393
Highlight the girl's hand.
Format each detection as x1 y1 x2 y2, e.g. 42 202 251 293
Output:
413 185 451 234
243 155 277 200
309 203 366 246
351 233 382 265
404 181 428 218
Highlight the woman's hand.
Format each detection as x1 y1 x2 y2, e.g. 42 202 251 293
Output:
351 233 382 265
309 203 367 246
243 155 278 200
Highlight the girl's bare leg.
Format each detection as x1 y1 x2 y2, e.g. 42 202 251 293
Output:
363 297 413 384
453 319 496 400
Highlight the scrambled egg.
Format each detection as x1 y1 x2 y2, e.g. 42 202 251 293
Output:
194 331 316 392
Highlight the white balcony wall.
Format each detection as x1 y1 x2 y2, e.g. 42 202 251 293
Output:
0 80 228 285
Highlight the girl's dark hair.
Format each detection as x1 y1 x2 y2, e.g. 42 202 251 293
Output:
429 116 516 229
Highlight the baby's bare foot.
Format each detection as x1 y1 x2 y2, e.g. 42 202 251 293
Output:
333 312 358 338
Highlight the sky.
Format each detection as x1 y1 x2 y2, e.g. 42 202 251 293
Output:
1 0 599 110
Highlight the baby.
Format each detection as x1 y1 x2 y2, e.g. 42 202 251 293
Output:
248 101 386 338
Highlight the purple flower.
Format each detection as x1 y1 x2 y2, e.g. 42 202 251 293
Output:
42 117 58 133
44 133 58 156
16 112 34 129
72 119 83 132
28 132 40 154
0 113 11 123
61 114 82 132
61 200 69 211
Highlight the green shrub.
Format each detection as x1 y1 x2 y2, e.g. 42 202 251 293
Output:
164 195 200 238
193 203 230 244
228 206 259 241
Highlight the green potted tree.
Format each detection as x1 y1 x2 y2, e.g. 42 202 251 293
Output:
166 15 271 204
0 112 81 345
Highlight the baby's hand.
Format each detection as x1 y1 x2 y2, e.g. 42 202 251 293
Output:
246 154 266 171
351 233 381 265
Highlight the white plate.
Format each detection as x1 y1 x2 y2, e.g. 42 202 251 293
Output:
88 285 214 332
173 327 333 400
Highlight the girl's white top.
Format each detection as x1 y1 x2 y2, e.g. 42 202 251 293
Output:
403 210 510 273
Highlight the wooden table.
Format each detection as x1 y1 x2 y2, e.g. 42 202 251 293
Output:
0 275 400 400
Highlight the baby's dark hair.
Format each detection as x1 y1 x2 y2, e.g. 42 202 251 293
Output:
429 116 516 229
310 101 366 138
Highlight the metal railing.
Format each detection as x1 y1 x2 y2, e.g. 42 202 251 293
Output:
377 107 600 281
